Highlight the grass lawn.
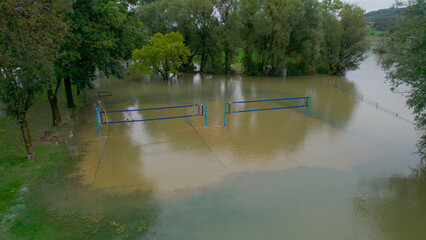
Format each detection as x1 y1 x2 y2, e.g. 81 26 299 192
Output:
366 28 388 39
0 90 158 239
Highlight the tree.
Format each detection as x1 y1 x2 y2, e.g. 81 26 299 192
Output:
320 1 369 75
0 0 69 159
215 0 240 74
138 0 173 36
48 0 145 126
130 32 191 80
137 0 209 72
185 0 219 72
240 0 306 76
286 0 322 75
136 0 371 76
382 0 425 160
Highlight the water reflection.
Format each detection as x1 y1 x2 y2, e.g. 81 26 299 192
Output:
353 166 426 239
74 72 365 194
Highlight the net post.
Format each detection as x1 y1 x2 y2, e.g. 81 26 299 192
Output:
104 111 109 124
224 99 227 126
201 104 204 116
205 100 207 127
307 93 311 117
95 108 101 137
100 110 104 124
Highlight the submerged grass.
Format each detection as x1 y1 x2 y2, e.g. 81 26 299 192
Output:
0 91 158 239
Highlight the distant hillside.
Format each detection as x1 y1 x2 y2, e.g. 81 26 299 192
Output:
365 8 406 31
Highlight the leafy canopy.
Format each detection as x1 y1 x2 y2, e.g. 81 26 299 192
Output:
382 0 426 160
58 0 145 90
137 0 369 76
131 32 191 80
320 1 369 75
0 0 69 121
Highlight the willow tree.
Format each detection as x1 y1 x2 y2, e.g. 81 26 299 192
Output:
131 32 191 80
320 1 369 75
0 0 69 159
240 0 305 76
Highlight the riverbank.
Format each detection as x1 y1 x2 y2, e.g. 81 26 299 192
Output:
0 92 157 239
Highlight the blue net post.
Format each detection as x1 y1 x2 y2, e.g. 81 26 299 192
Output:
96 108 101 137
205 100 207 127
224 99 227 126
307 93 311 117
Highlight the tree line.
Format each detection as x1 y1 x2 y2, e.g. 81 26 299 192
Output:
137 0 368 76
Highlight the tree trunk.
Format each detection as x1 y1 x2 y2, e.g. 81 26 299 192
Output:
164 61 170 81
181 54 195 72
19 117 34 160
47 78 62 126
76 84 80 96
64 75 76 108
200 52 205 72
200 51 208 72
47 89 62 126
243 48 252 74
158 70 166 81
224 48 231 74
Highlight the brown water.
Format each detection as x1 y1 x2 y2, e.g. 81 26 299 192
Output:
69 52 424 239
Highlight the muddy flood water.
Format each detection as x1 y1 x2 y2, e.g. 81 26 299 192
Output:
64 52 425 239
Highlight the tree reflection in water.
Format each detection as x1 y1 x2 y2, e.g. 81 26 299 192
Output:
353 165 426 239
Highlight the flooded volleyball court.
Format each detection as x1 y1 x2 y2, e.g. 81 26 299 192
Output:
71 52 424 239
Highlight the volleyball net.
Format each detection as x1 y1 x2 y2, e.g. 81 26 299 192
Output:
224 94 311 126
95 102 207 137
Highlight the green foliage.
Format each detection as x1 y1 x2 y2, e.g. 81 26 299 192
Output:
0 0 69 158
137 0 369 76
381 0 426 160
58 0 146 91
0 0 69 121
321 0 343 12
239 0 310 76
185 0 219 72
215 0 240 74
130 32 191 80
320 2 369 75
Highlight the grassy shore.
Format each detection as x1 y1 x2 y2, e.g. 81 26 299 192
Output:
0 91 158 239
